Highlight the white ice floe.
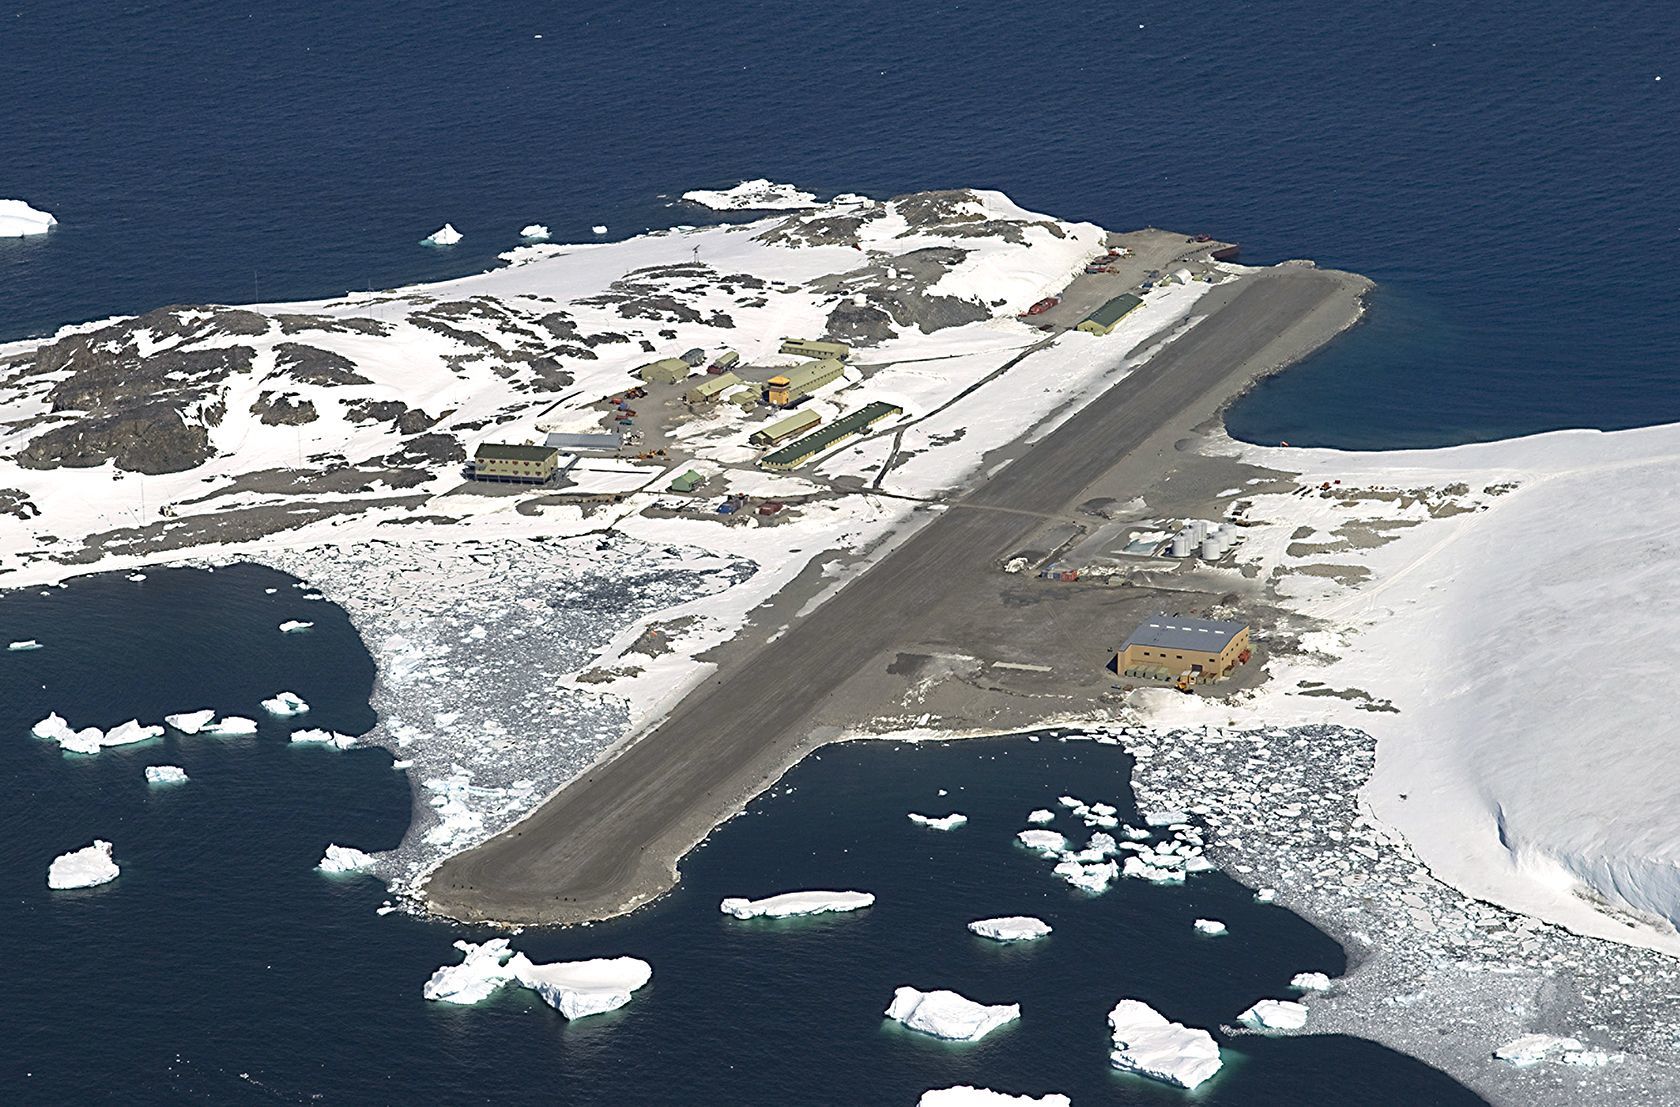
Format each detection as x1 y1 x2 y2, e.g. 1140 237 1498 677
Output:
519 224 550 241
719 890 875 919
1494 1033 1587 1067
1107 999 1222 1090
279 620 314 633
200 715 258 736
968 916 1052 942
908 811 968 831
509 954 653 1019
1057 795 1084 809
291 728 356 749
145 765 188 785
261 691 309 716
47 840 120 889
164 709 216 734
680 179 819 211
917 1088 1070 1107
1193 918 1228 937
591 225 607 234
1144 810 1189 827
423 938 518 1004
1290 971 1331 992
31 712 74 742
127 573 146 582
1026 809 1056 825
1238 998 1309 1032
8 639 40 651
59 727 105 755
318 844 378 874
0 199 57 237
421 223 463 247
1053 858 1119 893
885 987 1020 1042
1015 829 1068 857
1254 887 1277 904
101 719 164 747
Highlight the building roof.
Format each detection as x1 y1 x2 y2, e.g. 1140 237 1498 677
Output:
544 431 621 451
774 357 844 391
689 371 742 397
1082 293 1144 328
474 442 559 462
1121 614 1247 654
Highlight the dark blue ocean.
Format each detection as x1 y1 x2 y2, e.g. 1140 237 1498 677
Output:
2 567 1482 1104
4 2 1678 447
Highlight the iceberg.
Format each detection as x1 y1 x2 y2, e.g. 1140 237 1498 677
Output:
908 811 968 831
279 620 313 633
165 709 216 734
1254 887 1277 904
261 691 309 716
47 840 120 889
102 719 164 747
885 987 1020 1042
31 712 75 742
1015 829 1068 857
60 727 105 755
1494 1033 1587 1067
967 916 1052 942
591 225 607 235
1026 809 1056 825
0 199 57 237
1193 918 1228 936
1052 858 1119 893
145 765 189 785
509 954 652 1019
291 728 356 749
1107 999 1222 1090
423 938 518 1004
1290 971 1331 992
127 573 147 582
201 715 259 736
1238 998 1308 1032
1144 809 1190 827
318 844 378 874
681 179 819 211
9 639 41 651
918 1089 1069 1107
519 224 550 241
421 223 463 247
719 890 874 919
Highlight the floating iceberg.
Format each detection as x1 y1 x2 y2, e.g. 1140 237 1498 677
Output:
423 939 518 1004
968 916 1052 942
31 712 75 742
60 727 105 755
165 709 216 734
1254 887 1277 904
291 728 356 749
1107 999 1222 1090
1026 809 1055 825
1193 918 1228 937
261 691 309 716
681 179 819 211
102 719 164 747
145 765 188 785
421 223 463 246
918 1088 1069 1107
1056 795 1084 809
279 620 313 633
519 224 550 241
201 715 258 736
127 573 146 582
509 954 653 1019
48 840 120 889
0 199 57 237
1238 998 1308 1032
1494 1033 1588 1067
719 890 875 919
318 844 378 874
1290 971 1331 992
1053 858 1119 893
885 987 1020 1042
9 639 41 651
1015 829 1067 857
1144 809 1189 827
908 811 967 831
591 225 607 235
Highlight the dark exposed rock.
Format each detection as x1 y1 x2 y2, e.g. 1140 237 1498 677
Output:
16 405 212 474
825 301 897 344
273 314 391 337
272 343 372 386
344 399 409 426
396 407 439 434
755 205 887 247
250 391 319 426
0 488 41 520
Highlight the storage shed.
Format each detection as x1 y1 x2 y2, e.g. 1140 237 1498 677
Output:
779 337 852 362
669 469 705 493
750 409 822 447
686 371 743 404
637 358 691 384
1075 293 1145 336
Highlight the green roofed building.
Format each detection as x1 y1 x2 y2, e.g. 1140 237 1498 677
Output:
1075 293 1145 335
472 443 560 483
637 357 691 384
779 337 852 362
686 371 742 404
750 409 822 447
760 401 903 471
669 469 705 493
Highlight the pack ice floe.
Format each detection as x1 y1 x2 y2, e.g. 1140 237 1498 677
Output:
719 890 875 919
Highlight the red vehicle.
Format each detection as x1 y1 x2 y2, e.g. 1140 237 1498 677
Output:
1022 296 1059 317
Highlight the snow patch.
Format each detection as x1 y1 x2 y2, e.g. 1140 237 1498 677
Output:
681 179 819 211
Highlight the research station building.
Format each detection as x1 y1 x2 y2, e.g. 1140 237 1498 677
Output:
767 358 845 406
1115 614 1251 682
1076 293 1144 336
471 443 561 483
780 337 851 362
637 357 691 385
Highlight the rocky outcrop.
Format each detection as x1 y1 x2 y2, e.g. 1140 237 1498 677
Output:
249 391 319 426
17 405 212 474
272 343 372 386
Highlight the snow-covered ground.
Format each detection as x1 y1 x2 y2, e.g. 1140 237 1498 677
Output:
680 179 821 211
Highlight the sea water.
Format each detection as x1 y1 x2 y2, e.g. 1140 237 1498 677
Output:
4 1 1678 449
1 566 1483 1102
